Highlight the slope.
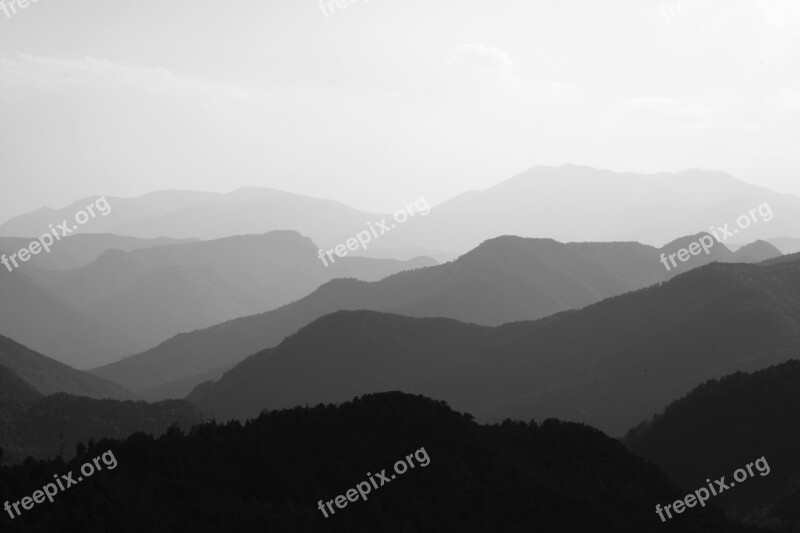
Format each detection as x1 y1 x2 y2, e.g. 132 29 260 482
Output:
188 256 800 437
624 361 800 529
0 392 746 532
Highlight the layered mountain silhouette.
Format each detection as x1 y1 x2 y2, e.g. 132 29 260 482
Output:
768 237 800 255
93 235 779 399
374 165 800 252
0 254 139 369
0 188 389 252
0 335 205 463
5 232 435 367
0 234 194 271
186 254 800 436
624 361 800 529
4 167 797 256
0 392 748 532
0 362 205 463
0 335 130 400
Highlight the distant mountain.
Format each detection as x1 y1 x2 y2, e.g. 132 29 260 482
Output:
95 235 667 396
0 234 195 271
0 335 130 400
0 255 140 369
187 255 800 436
0 188 389 251
94 235 778 399
5 167 797 254
624 361 800 529
0 364 40 418
471 257 800 435
652 235 780 276
0 365 40 454
373 165 800 252
0 392 746 532
760 251 800 267
733 240 783 263
24 231 435 360
7 394 206 463
0 388 206 464
0 190 229 237
352 245 460 263
767 237 800 255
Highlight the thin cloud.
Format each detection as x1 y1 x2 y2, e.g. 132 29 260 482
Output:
767 89 800 112
0 54 254 101
446 44 522 88
618 97 682 111
446 44 513 69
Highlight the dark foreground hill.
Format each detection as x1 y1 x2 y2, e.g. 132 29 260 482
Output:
624 361 800 529
0 392 755 533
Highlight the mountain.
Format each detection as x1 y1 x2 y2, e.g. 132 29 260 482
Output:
94 235 667 397
187 255 800 436
760 251 800 267
732 240 784 263
652 235 780 276
0 365 40 455
464 256 800 435
0 234 195 271
0 188 390 251
0 190 228 237
24 231 435 360
0 364 41 408
0 384 206 464
0 355 204 464
0 254 140 369
373 165 800 253
0 392 748 532
352 245 460 264
5 167 798 255
93 235 778 399
0 335 130 400
624 361 800 529
5 394 206 463
768 237 800 255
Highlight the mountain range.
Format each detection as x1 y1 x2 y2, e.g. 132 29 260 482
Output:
1 165 799 529
0 392 749 532
2 232 435 368
0 188 388 253
0 234 195 271
93 234 780 399
0 348 204 463
0 256 140 369
0 334 129 400
186 253 800 437
625 361 800 529
4 166 798 256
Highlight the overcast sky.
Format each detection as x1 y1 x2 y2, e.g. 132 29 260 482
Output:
1 0 798 221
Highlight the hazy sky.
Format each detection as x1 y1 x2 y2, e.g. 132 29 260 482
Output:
1 0 798 221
